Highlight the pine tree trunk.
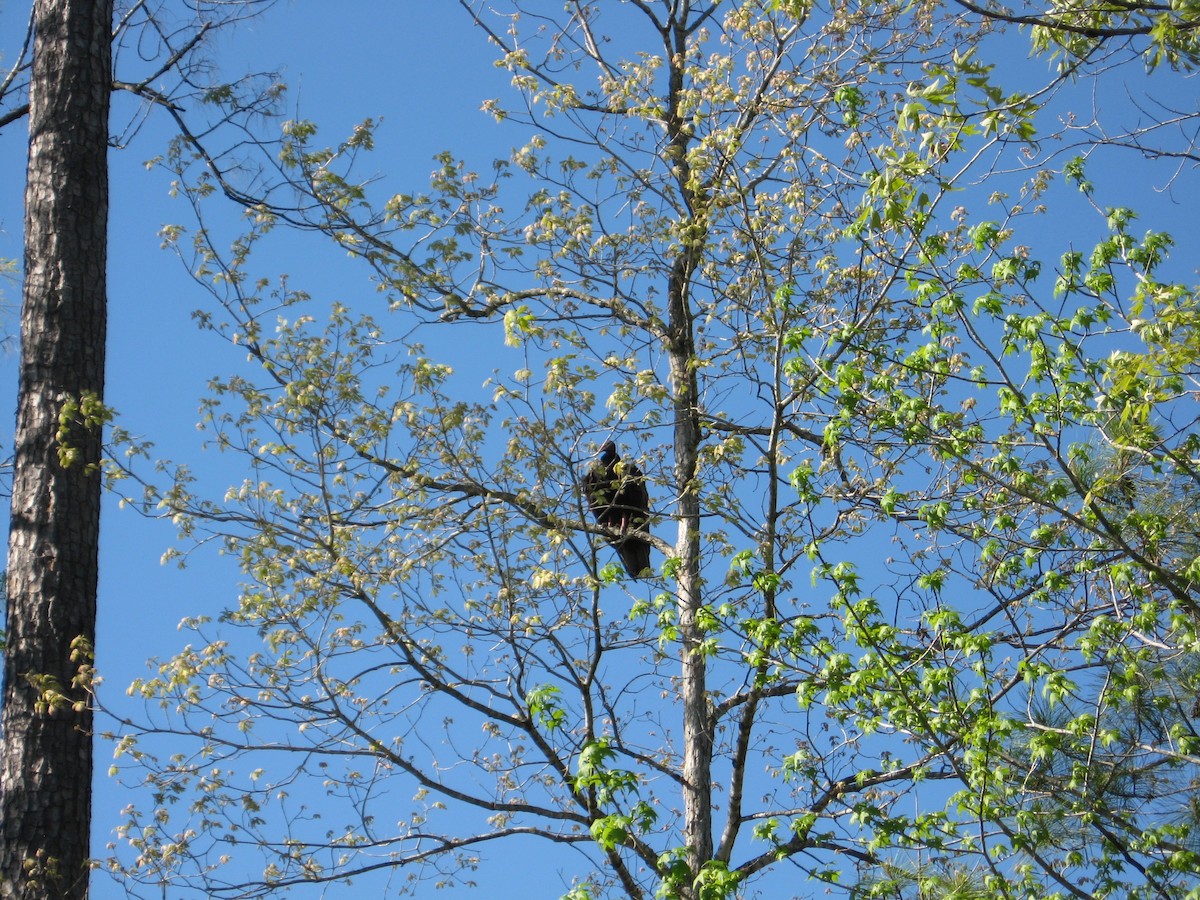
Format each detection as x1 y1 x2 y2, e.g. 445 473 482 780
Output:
1 0 111 896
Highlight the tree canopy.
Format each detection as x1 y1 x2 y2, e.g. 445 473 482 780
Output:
101 2 1200 898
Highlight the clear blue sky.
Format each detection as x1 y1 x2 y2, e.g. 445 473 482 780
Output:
2 3 1199 898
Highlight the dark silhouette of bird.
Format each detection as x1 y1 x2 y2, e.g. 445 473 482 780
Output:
583 440 652 578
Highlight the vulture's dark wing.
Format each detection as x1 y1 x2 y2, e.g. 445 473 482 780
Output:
583 441 619 526
583 441 652 578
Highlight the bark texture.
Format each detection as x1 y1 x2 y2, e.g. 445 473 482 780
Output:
665 26 714 886
1 0 111 896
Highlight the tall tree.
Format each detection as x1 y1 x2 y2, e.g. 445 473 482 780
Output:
110 2 1009 896
0 1 276 895
1 0 112 896
105 1 1200 898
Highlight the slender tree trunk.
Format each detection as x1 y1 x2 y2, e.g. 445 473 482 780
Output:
666 120 712 893
669 245 712 895
1 0 111 896
662 12 713 894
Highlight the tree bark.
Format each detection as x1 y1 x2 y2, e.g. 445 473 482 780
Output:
666 69 714 900
1 0 111 896
658 9 714 893
670 257 713 892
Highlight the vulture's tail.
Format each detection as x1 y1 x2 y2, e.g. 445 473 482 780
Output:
617 538 652 579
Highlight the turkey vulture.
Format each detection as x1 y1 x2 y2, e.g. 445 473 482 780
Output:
583 440 652 578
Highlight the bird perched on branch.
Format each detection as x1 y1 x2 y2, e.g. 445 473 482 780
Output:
583 440 652 579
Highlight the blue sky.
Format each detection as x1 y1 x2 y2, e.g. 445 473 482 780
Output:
2 2 1200 898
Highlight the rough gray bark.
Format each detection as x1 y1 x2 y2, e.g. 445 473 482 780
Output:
1 0 112 896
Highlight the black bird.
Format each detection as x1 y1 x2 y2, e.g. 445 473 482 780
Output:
583 440 652 578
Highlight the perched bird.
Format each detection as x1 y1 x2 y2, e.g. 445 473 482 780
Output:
583 440 652 578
